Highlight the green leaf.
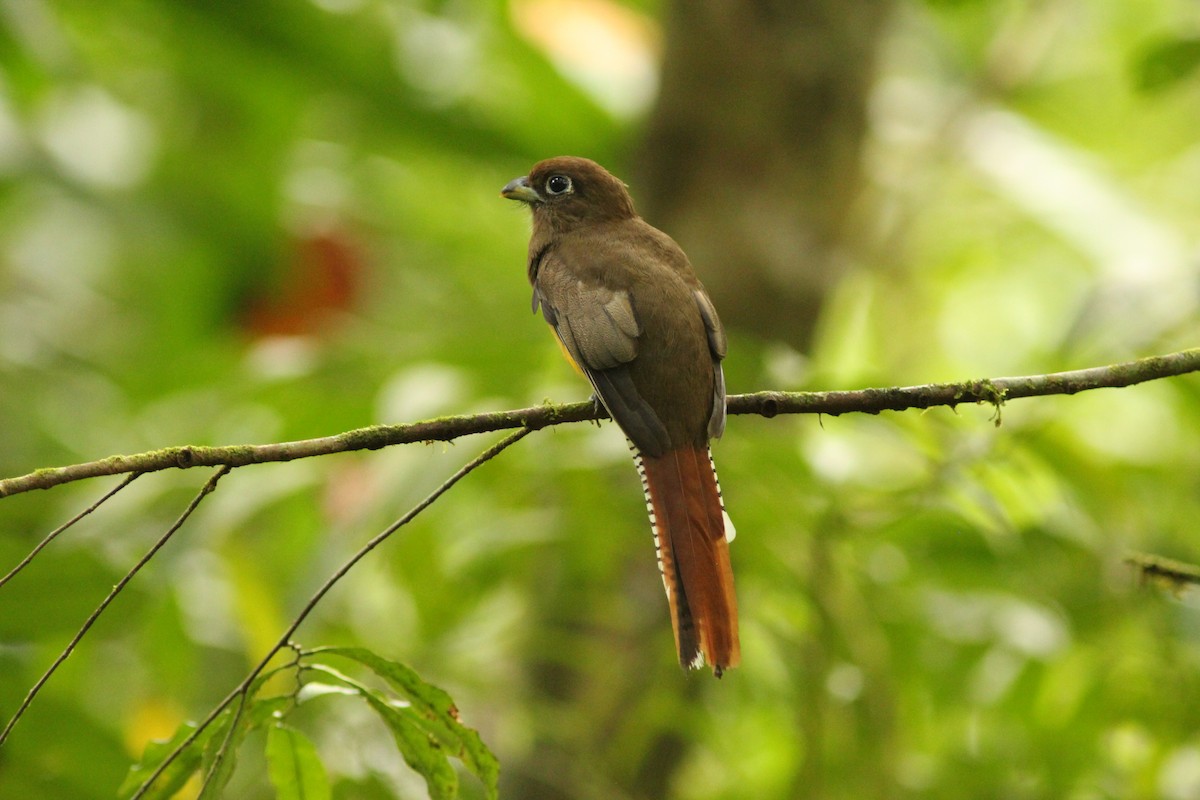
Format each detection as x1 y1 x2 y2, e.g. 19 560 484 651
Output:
266 723 332 800
295 681 361 703
195 687 283 800
1134 37 1200 91
197 708 245 800
118 711 230 800
362 692 458 800
121 680 297 799
300 662 458 800
311 647 499 798
246 694 294 728
118 721 202 800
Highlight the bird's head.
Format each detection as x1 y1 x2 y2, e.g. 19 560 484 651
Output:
501 156 636 230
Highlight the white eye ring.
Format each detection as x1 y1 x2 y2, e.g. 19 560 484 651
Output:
545 174 573 196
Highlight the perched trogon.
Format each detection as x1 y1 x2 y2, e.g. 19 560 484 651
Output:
502 156 740 676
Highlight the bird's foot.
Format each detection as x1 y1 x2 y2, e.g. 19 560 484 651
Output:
589 393 607 426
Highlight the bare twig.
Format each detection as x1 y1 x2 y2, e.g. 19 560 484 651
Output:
0 473 141 590
0 348 1197 499
132 429 531 799
0 466 230 746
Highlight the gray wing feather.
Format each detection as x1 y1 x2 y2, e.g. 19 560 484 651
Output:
590 368 671 457
694 290 728 440
536 272 670 455
541 278 640 371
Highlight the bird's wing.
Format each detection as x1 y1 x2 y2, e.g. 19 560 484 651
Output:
534 265 672 457
693 289 728 440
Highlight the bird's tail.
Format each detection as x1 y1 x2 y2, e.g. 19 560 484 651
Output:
633 445 740 676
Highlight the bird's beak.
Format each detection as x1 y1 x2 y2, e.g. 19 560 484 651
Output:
501 176 542 204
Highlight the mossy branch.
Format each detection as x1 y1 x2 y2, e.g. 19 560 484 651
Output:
1 348 1197 499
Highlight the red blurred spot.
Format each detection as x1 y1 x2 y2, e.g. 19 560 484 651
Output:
242 229 365 338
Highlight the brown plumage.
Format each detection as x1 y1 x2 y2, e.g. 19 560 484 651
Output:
502 156 740 675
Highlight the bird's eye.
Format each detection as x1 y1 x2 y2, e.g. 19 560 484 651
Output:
545 175 573 196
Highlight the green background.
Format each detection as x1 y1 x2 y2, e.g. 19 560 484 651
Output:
1 0 1199 798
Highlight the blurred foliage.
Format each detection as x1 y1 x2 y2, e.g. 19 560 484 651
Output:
1135 36 1200 92
1 0 1200 799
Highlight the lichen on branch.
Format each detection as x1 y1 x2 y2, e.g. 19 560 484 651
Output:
1 348 1197 499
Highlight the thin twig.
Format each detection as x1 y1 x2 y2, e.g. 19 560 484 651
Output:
0 467 230 747
1 348 1196 499
0 473 142 590
1125 552 1200 591
132 429 531 799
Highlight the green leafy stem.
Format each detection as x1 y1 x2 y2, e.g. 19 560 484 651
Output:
118 646 499 800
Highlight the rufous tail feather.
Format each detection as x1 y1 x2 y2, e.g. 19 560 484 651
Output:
632 444 740 675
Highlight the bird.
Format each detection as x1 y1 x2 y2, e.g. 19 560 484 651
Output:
501 156 739 676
